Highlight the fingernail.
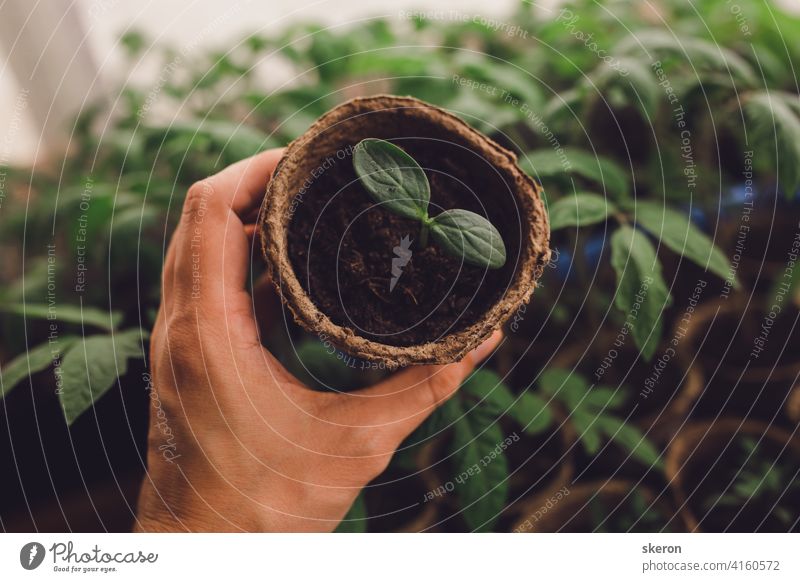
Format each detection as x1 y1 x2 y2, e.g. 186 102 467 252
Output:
469 330 503 362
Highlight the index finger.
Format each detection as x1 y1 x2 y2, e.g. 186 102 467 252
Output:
170 148 284 306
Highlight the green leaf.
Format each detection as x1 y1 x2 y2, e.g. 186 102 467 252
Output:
594 57 661 120
429 209 507 269
460 370 551 434
461 370 514 413
334 492 367 533
0 303 122 331
610 226 672 361
450 405 509 532
537 368 588 408
632 201 735 285
548 192 616 230
120 31 147 56
584 386 626 410
455 53 544 112
596 416 662 469
146 121 276 163
745 91 800 197
403 398 461 448
58 328 148 425
508 392 552 435
617 30 756 86
520 149 630 200
571 409 602 454
539 369 662 468
1 337 78 398
353 138 430 220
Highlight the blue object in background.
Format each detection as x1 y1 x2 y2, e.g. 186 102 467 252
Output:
724 183 753 207
582 233 606 269
715 182 761 227
682 204 711 233
547 245 575 282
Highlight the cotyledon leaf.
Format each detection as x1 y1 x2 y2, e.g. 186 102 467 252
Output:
353 138 430 220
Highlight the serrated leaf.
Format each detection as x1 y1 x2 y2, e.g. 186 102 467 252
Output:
58 328 148 425
353 138 430 220
1 337 78 398
403 398 461 448
0 303 122 331
585 386 626 410
548 192 616 230
610 226 672 361
509 392 552 435
745 91 800 198
632 201 735 285
543 87 587 122
591 57 660 119
617 29 756 86
461 371 552 434
334 492 367 533
450 405 509 532
520 149 630 201
596 416 662 469
571 409 602 454
537 368 588 408
461 370 514 413
455 53 544 112
429 209 507 269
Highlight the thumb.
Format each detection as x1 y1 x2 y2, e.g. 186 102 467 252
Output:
350 330 503 438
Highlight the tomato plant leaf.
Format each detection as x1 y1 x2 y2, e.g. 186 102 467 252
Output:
58 328 148 425
548 192 617 230
0 303 122 331
1 337 78 398
461 369 514 413
450 404 509 532
610 226 672 361
596 416 663 469
520 148 630 201
509 392 552 435
632 201 736 286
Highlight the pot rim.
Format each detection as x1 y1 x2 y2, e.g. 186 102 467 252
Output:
261 94 550 367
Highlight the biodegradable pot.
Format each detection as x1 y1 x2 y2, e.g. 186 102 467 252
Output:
666 419 800 532
261 95 550 367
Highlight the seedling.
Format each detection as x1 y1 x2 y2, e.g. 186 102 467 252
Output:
353 138 507 269
705 437 800 527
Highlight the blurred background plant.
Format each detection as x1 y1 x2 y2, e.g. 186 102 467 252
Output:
2 0 799 532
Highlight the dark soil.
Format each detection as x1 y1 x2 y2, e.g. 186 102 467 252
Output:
287 138 519 346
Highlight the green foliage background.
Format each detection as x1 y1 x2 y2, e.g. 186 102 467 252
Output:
2 0 799 531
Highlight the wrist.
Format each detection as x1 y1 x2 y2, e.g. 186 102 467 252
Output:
134 455 346 532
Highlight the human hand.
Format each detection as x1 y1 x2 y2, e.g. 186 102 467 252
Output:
134 149 502 532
